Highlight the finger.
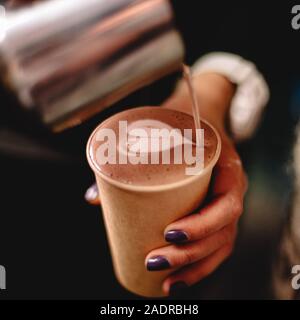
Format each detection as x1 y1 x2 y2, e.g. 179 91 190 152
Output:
164 154 245 244
146 222 237 271
85 183 100 205
163 243 234 295
164 191 242 243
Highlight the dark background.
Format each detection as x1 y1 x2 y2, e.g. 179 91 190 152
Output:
0 0 299 299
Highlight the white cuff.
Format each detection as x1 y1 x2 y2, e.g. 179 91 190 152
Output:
192 52 270 142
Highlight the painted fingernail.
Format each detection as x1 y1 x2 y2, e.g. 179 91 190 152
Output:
169 281 189 297
165 230 188 244
85 183 99 202
146 256 170 271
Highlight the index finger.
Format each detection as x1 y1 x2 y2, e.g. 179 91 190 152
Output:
164 160 246 242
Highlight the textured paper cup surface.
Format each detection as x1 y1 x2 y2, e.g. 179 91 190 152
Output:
87 107 221 297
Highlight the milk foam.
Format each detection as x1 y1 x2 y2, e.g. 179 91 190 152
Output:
90 107 217 186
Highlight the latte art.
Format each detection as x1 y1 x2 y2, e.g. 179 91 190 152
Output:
90 107 217 186
118 119 197 160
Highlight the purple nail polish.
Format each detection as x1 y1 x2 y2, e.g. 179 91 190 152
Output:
146 256 170 271
165 230 188 243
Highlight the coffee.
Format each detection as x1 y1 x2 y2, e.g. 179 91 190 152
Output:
87 106 221 297
89 107 217 186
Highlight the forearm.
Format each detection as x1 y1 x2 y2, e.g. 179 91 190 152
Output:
162 73 236 138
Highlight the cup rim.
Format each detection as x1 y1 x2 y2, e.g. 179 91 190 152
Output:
86 107 221 193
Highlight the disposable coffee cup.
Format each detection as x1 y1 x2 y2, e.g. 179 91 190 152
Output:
86 106 221 297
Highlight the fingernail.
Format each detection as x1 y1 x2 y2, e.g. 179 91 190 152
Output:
85 183 98 202
169 281 189 297
165 230 188 244
146 256 170 271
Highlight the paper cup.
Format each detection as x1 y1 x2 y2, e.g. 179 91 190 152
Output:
87 107 221 297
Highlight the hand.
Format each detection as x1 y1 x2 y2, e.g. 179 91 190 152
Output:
145 134 247 295
85 72 248 296
146 73 247 295
85 136 247 295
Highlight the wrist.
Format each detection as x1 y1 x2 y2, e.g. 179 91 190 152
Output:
163 73 235 137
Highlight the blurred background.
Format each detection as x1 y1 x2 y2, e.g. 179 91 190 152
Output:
0 0 298 299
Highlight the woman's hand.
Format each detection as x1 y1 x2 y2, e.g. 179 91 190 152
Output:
85 133 247 295
85 72 248 295
145 134 247 294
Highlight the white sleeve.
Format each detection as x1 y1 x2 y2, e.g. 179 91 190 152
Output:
192 52 270 142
